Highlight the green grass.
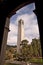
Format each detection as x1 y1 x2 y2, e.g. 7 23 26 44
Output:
28 58 43 63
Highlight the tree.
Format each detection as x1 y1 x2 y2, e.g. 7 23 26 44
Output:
17 39 31 61
31 38 42 57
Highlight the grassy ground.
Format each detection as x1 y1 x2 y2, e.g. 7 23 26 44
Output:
5 58 43 65
28 58 43 63
5 63 20 65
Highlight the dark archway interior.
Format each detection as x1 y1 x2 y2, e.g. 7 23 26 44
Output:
0 0 43 58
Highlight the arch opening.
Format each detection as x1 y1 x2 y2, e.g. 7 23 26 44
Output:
5 3 42 64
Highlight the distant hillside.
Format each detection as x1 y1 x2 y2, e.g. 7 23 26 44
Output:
6 45 17 50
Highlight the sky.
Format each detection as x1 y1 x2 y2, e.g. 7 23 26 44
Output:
7 3 39 46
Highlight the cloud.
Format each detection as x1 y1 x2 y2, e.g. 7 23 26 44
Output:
16 13 36 27
7 36 17 46
16 3 35 14
16 13 39 38
7 23 18 45
7 3 39 46
9 23 17 35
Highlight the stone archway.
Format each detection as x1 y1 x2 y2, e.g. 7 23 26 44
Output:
0 0 35 52
0 0 43 65
0 17 10 65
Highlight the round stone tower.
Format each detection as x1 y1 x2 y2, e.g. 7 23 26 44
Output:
17 19 24 53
